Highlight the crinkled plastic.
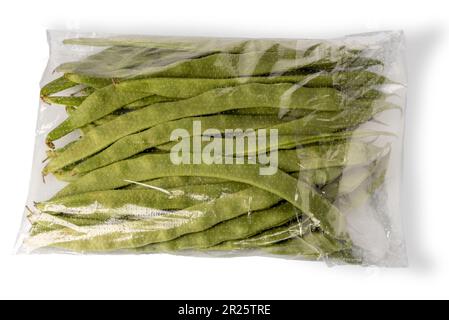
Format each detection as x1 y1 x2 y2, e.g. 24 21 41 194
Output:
17 30 407 266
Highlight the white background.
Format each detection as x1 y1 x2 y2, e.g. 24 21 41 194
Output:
0 0 448 300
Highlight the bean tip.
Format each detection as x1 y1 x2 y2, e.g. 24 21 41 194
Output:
46 139 55 149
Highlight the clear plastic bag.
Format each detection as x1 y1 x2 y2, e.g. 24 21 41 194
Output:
17 30 407 266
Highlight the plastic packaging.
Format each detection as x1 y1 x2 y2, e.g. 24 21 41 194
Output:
17 30 407 266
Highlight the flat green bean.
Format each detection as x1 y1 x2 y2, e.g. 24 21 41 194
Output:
58 43 377 79
58 46 213 79
40 76 78 97
263 232 349 259
53 153 347 238
38 182 247 220
42 96 87 107
137 202 296 252
154 98 390 154
210 222 305 251
26 186 282 252
70 114 285 175
127 168 340 192
44 83 344 172
124 176 227 190
45 77 351 143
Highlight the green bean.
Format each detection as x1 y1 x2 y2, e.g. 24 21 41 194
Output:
53 168 79 182
58 46 213 79
61 96 392 175
49 78 380 145
76 96 179 134
157 98 397 154
228 107 326 118
60 44 381 80
137 202 298 252
262 237 320 258
38 182 247 220
200 168 354 251
156 137 386 173
155 127 393 154
45 75 357 143
61 38 356 58
136 166 347 252
53 153 347 238
133 166 347 253
229 91 386 120
46 140 78 159
210 222 305 251
127 168 340 192
124 95 177 109
80 87 96 95
29 211 108 237
65 106 119 135
30 221 56 236
42 96 87 107
65 73 113 89
70 114 285 175
61 37 260 50
56 94 178 112
26 186 283 252
38 166 332 236
80 97 180 132
61 43 304 84
56 140 385 195
155 97 389 152
227 107 294 116
40 76 78 97
50 214 103 228
124 176 227 190
46 85 151 143
44 83 344 171
263 232 349 259
54 140 346 189
155 134 291 156
66 69 385 92
28 211 61 236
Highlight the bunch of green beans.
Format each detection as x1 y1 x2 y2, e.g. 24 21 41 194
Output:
26 36 397 263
